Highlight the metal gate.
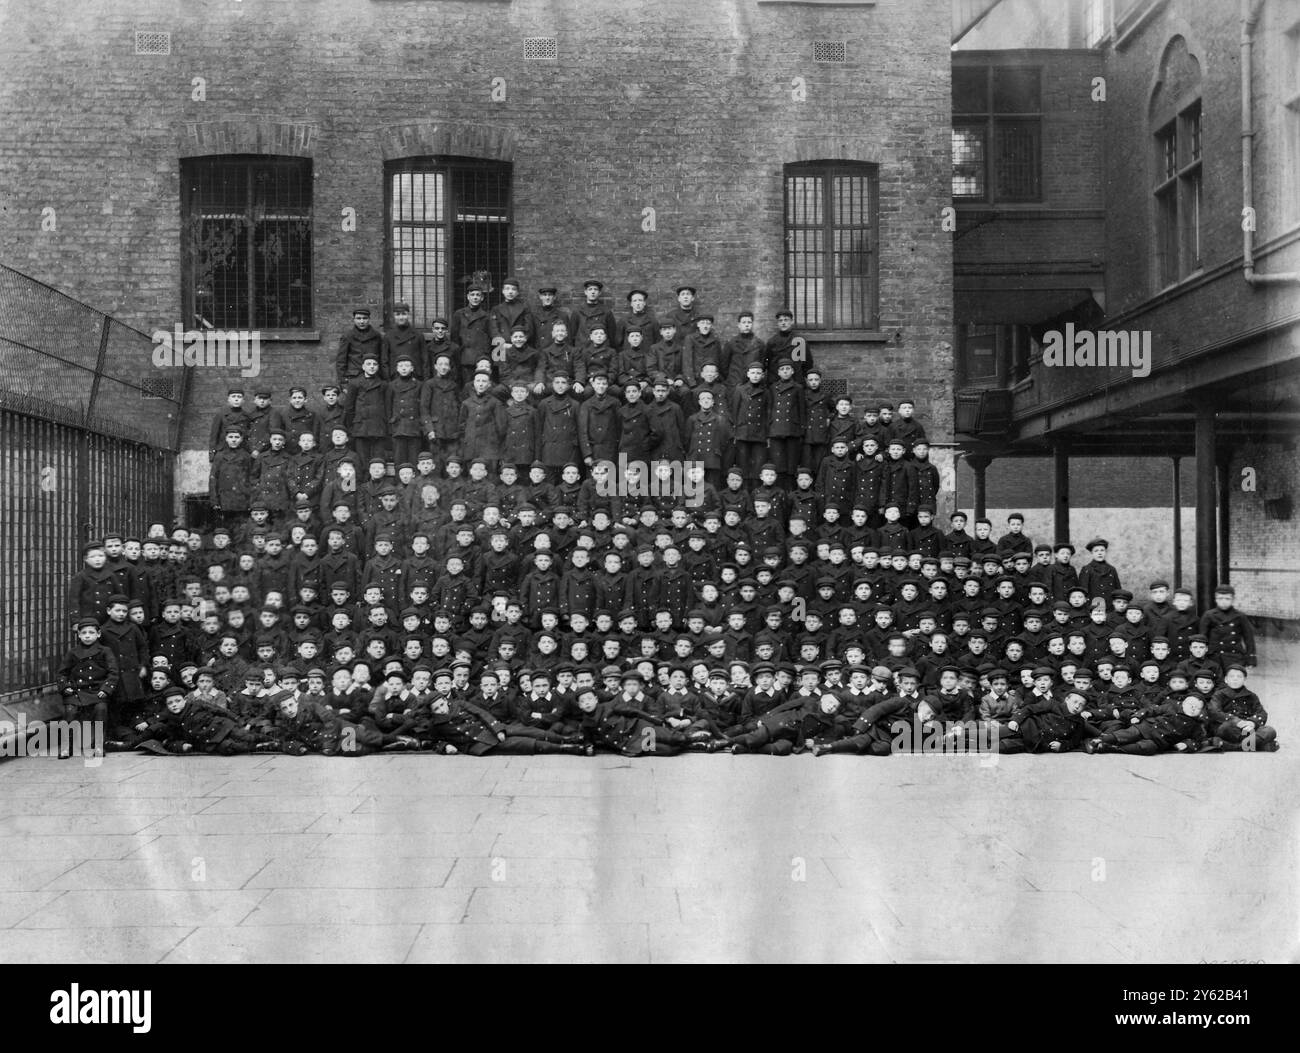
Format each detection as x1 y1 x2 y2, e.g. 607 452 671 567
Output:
0 265 186 696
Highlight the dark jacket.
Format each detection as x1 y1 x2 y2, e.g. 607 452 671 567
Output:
344 375 389 438
209 445 255 513
336 325 383 386
535 394 580 466
460 392 507 461
57 641 121 704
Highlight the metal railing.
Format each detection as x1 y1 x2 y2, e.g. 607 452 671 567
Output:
0 264 184 694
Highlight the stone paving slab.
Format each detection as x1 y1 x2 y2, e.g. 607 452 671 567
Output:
405 922 651 964
161 924 422 964
0 641 1295 963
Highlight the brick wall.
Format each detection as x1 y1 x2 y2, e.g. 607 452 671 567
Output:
1013 0 1300 416
0 0 955 494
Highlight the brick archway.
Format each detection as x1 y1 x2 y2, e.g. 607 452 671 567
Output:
378 121 516 161
787 138 884 165
180 118 319 157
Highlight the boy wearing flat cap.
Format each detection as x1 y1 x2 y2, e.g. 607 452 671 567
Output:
336 306 383 389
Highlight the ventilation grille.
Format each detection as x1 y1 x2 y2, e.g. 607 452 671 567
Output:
141 376 175 400
813 40 847 63
824 379 848 400
135 31 172 55
524 37 558 60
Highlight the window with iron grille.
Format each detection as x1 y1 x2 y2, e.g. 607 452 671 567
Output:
952 66 1042 203
180 156 313 331
386 158 512 329
1153 101 1202 288
783 162 878 331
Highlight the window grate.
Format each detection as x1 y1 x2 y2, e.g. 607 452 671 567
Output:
813 40 847 64
784 163 878 331
524 37 558 60
181 156 314 331
387 159 512 329
135 31 171 55
951 65 1042 203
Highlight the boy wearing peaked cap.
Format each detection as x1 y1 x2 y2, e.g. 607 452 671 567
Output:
681 313 723 385
888 398 927 452
55 619 121 758
730 361 769 488
570 278 618 349
388 352 425 467
490 277 534 352
1078 537 1122 600
530 284 570 353
384 300 429 380
721 310 764 390
766 357 805 490
617 288 660 351
344 353 390 470
209 385 251 458
1199 584 1256 669
663 284 702 348
1207 664 1277 751
451 281 492 379
995 513 1033 559
336 306 383 389
765 308 812 381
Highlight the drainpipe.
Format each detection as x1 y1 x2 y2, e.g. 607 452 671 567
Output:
1243 0 1300 284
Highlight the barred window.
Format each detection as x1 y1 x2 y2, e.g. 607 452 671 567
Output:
952 66 1042 203
784 162 878 330
1153 101 1202 287
181 156 313 331
386 158 512 329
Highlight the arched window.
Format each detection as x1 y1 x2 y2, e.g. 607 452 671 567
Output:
783 161 878 330
1150 36 1202 288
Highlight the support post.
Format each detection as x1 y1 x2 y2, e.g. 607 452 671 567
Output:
1194 401 1218 611
966 455 991 520
1217 450 1232 587
1052 441 1070 543
1171 456 1183 588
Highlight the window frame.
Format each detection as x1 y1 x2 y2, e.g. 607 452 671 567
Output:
179 155 314 335
951 65 1044 205
782 161 879 332
1152 99 1203 289
384 156 513 331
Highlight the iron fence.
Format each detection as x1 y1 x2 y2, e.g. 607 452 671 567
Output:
0 264 184 695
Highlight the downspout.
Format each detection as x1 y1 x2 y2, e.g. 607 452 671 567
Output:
1243 0 1300 284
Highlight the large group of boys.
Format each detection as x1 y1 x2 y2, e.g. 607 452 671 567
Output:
56 280 1277 759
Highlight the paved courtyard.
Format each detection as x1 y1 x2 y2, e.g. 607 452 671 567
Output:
1 642 1296 964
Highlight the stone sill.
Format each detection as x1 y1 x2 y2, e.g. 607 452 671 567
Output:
801 330 891 343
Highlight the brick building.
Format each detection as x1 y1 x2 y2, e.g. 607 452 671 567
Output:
952 0 1300 619
0 0 957 507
